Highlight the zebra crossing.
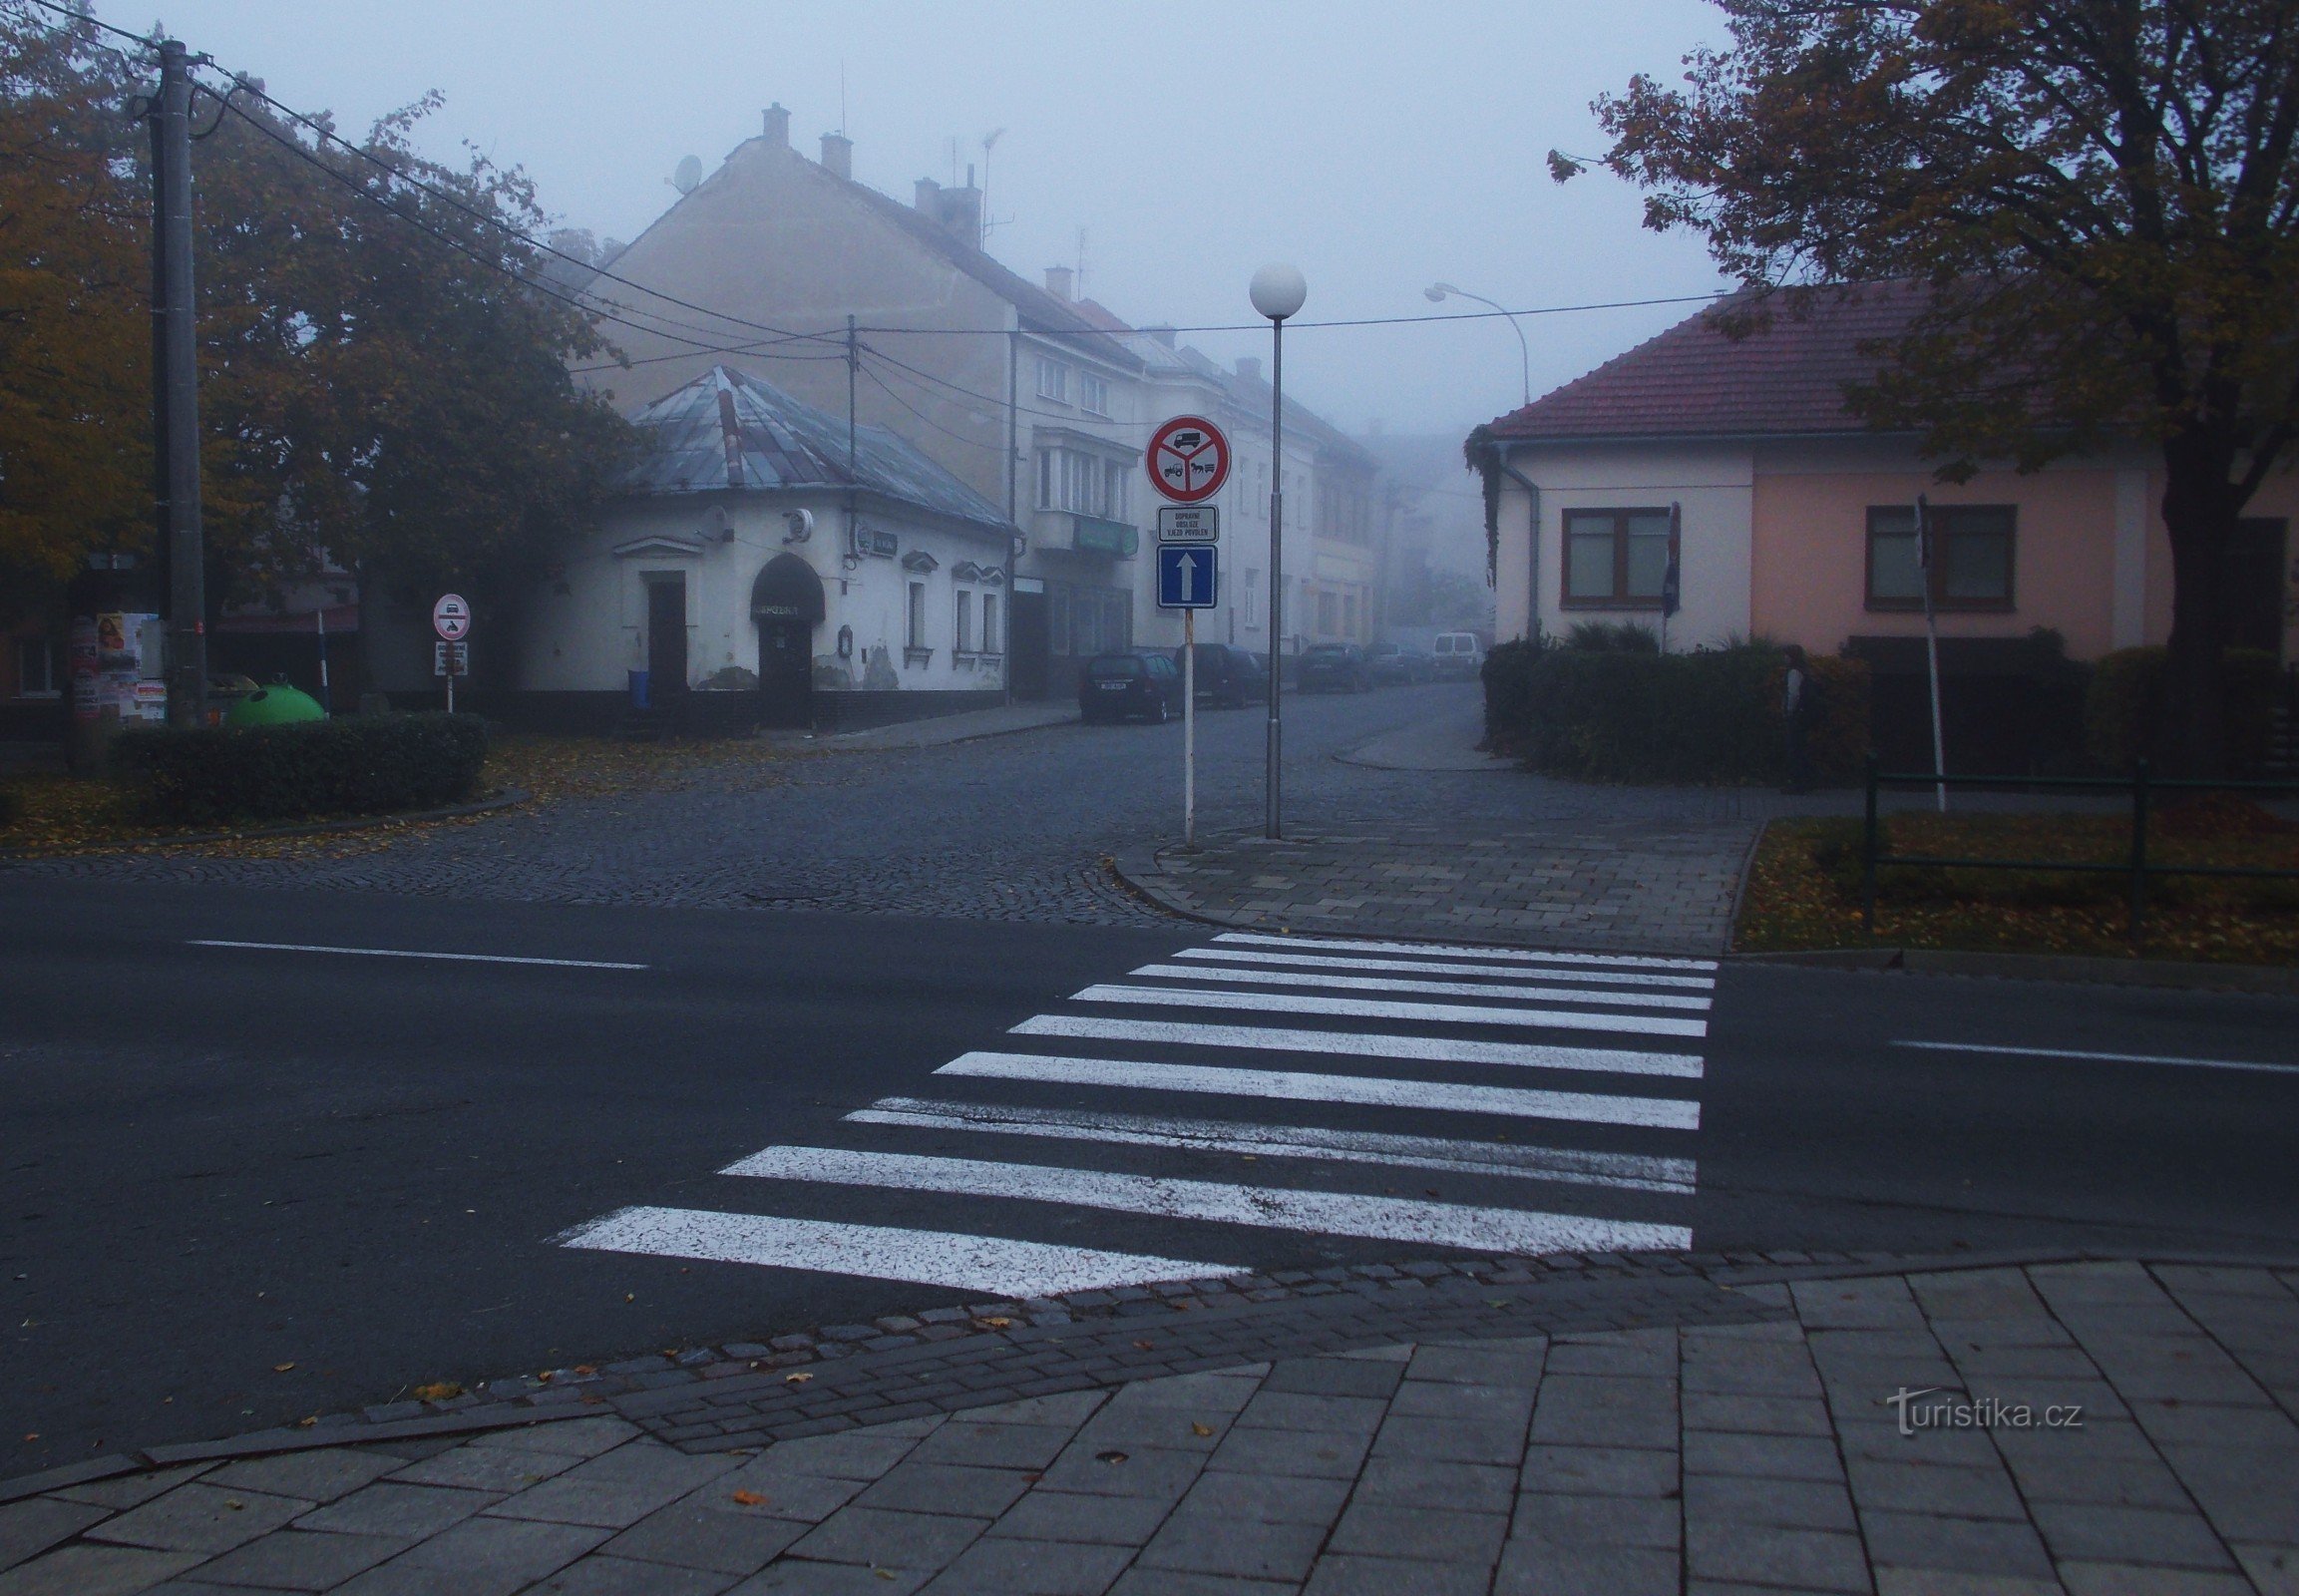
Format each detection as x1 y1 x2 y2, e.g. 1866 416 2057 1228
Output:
559 931 1713 1299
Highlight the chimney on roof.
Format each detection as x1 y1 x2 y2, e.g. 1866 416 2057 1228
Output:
820 131 852 181
762 104 791 147
1236 355 1263 383
914 176 982 250
914 177 942 210
1145 324 1177 348
1043 265 1074 301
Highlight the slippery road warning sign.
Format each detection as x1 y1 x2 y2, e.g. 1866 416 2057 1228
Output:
1146 416 1231 504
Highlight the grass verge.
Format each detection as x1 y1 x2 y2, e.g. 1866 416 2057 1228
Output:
1734 799 2299 967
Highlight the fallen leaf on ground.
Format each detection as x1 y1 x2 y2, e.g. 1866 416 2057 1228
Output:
730 1489 768 1506
784 1372 812 1385
1132 1340 1156 1352
976 1316 1011 1329
1096 1450 1129 1463
1190 1422 1214 1437
411 1382 464 1401
272 1363 295 1373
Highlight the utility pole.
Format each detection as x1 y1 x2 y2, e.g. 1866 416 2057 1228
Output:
845 314 859 476
152 39 206 727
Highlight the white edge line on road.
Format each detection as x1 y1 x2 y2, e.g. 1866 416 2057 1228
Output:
1894 1039 2299 1077
720 1145 1695 1256
936 1050 1702 1130
1009 1014 1705 1079
1212 931 1719 972
1073 983 1710 1039
189 940 648 971
559 1206 1239 1297
847 1097 1700 1194
1129 963 1713 1012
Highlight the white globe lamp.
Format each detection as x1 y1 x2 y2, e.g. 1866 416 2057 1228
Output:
1249 262 1308 322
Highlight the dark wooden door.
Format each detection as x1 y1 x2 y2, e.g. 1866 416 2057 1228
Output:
2228 519 2288 659
1010 590 1049 699
646 579 687 696
758 618 813 728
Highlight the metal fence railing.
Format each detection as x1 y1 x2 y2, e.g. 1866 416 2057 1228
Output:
1861 754 2299 948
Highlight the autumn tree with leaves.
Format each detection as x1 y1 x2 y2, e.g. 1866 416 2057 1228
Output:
1559 0 2299 774
0 2 634 633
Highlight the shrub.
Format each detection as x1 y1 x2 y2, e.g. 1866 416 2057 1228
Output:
0 785 20 831
1563 620 1659 652
1483 640 1870 784
2085 646 2279 773
111 712 489 826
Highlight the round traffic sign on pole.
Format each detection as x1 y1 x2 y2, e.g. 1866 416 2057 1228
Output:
1145 416 1231 504
432 594 472 642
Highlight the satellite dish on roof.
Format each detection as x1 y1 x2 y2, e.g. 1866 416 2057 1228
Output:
671 155 702 195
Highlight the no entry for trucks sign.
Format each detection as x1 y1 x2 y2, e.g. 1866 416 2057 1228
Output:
1146 416 1231 504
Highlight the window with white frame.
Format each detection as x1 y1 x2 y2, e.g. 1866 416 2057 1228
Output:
981 594 1000 653
14 634 58 696
1038 446 1127 519
907 582 928 649
1079 372 1109 416
1035 357 1070 403
956 588 974 652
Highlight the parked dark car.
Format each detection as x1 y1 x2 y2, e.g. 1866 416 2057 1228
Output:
1078 651 1185 723
1297 642 1372 693
1171 643 1269 708
1365 642 1433 686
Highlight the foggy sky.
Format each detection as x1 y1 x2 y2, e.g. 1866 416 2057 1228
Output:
99 0 1730 437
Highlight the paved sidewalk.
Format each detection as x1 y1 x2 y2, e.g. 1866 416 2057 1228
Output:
5 1253 2293 1594
780 700 1077 752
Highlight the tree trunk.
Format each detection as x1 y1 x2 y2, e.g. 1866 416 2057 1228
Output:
2157 436 2242 777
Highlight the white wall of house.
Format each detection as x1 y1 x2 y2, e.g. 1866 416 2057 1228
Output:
1493 442 1756 650
519 493 1010 694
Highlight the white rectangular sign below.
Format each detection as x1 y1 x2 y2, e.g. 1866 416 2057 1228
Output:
1156 506 1220 543
433 640 469 677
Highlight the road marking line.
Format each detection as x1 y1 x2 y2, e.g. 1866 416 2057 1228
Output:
1174 947 1715 990
1010 1014 1705 1079
848 1097 1700 1195
935 1051 1701 1129
1129 964 1712 1011
560 1207 1236 1296
188 939 648 970
1895 1040 2299 1077
1213 931 1718 972
1073 984 1709 1038
720 1146 1694 1255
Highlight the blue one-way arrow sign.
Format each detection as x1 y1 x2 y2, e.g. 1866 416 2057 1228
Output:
1156 544 1218 608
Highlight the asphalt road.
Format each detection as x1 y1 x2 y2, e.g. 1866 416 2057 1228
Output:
4 867 2296 1476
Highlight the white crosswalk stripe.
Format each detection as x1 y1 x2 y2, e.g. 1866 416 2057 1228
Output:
561 936 1717 1295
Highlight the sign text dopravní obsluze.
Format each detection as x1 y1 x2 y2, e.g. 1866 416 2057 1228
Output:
1157 506 1220 543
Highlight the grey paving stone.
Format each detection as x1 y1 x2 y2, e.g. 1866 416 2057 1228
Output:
1101 1373 1261 1413
603 1499 808 1576
709 1461 871 1524
1542 1338 1675 1379
1040 1442 1207 1500
1405 1344 1546 1390
788 1506 988 1573
332 1516 607 1596
1514 1490 1681 1550
1389 1380 1537 1425
1687 1520 1869 1592
1367 1411 1529 1466
1846 1457 2028 1519
1231 1391 1388 1434
1134 1512 1326 1582
84 1484 310 1556
910 1422 1077 1471
2000 1454 2189 1510
755 1428 934 1481
916 1533 1132 1595
0 1542 203 1596
729 1560 930 1595
1529 1377 1677 1449
984 1491 1173 1548
1171 1473 1348 1526
1074 1408 1227 1456
1869 1573 2061 1596
2054 1565 2255 1596
1686 1471 1856 1530
292 1482 497 1540
188 1528 410 1590
1683 1430 1846 1482
1263 1358 1404 1399
956 1392 1108 1429
1203 1425 1370 1481
1350 1456 1514 1513
2233 1543 2299 1596
858 1464 1032 1521
51 1464 216 1511
1325 1500 1508 1563
384 1443 582 1494
1519 1443 1678 1498
1681 1352 1824 1398
2156 1441 2299 1542
1792 1277 1927 1330
1491 1540 1679 1596
486 1441 737 1530
2028 1499 2237 1570
465 1417 639 1459
206 1450 401 1506
1836 1418 2004 1467
1107 1569 1292 1596
525 1552 736 1594
1682 1391 1834 1435
1303 1552 1491 1596
1859 1509 2057 1579
0 1498 110 1575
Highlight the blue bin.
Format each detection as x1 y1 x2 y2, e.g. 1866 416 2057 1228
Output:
627 668 650 710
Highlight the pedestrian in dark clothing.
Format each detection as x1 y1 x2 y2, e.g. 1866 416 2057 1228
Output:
1782 644 1815 793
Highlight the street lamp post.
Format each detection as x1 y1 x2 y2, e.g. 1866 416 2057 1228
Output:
1250 262 1307 841
1425 282 1530 408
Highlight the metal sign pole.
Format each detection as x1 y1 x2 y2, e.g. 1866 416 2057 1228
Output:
1183 608 1196 848
1266 318 1285 841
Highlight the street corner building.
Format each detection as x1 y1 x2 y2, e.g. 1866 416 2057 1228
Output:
517 364 1020 734
1464 284 2299 771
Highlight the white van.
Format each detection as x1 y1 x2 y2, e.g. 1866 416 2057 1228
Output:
1431 632 1484 679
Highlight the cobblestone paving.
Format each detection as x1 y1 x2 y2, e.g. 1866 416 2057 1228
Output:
7 1255 2293 1594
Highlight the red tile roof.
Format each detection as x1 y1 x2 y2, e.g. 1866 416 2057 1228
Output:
1484 284 1926 442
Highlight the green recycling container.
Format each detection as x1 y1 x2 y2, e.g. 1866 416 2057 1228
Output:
223 682 327 727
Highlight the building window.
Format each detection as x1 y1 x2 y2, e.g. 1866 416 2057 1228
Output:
1102 460 1126 521
1055 585 1130 654
1035 358 1070 403
1079 373 1109 416
1245 570 1263 627
981 594 999 654
1038 447 1128 519
1867 505 2016 610
1342 593 1358 637
907 582 927 648
14 634 59 697
1562 507 1674 607
1317 590 1339 634
956 589 974 652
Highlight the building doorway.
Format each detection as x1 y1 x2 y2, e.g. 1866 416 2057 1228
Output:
1009 584 1049 699
751 553 824 729
645 577 687 700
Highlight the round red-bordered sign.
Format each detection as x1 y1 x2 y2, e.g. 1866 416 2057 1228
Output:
1145 415 1231 504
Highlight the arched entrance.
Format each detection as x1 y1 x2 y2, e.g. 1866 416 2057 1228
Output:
751 553 825 729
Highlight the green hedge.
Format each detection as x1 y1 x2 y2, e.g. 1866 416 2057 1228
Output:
111 713 489 826
0 785 20 831
1482 640 1871 784
2085 646 2280 773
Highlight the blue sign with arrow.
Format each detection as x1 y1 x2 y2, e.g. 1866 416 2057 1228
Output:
1156 544 1218 608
